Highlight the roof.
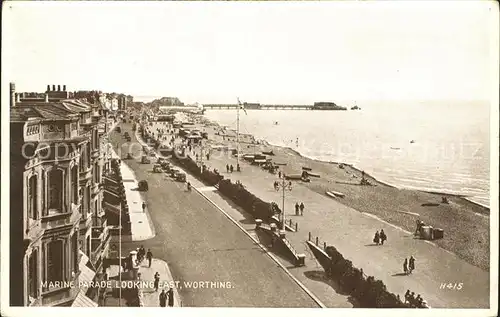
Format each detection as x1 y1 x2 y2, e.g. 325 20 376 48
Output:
10 103 80 123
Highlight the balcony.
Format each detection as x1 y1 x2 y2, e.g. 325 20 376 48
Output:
79 166 92 182
90 226 111 266
41 211 81 232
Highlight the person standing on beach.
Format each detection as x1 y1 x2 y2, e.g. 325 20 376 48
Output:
380 229 387 245
373 231 380 245
142 202 146 213
403 258 408 275
226 164 230 173
230 165 234 173
278 171 282 178
295 203 300 215
146 249 153 268
409 256 415 274
300 202 305 215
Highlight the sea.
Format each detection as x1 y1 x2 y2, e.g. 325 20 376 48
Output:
202 101 491 208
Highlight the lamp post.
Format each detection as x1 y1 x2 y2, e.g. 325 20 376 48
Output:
275 174 292 233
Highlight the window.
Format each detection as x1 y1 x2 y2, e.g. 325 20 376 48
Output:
72 234 78 274
86 236 91 257
47 240 64 283
27 175 38 220
28 249 38 298
41 172 46 216
72 166 78 204
48 169 63 212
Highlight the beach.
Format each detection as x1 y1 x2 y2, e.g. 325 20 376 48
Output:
178 113 490 272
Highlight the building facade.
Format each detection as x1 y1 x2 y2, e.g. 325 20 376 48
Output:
9 83 112 307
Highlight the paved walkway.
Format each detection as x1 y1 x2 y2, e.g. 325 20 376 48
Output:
110 148 155 241
198 136 490 308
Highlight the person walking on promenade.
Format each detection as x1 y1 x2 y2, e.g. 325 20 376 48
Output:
230 164 234 173
295 203 300 216
146 249 153 268
409 256 416 274
299 202 305 216
142 202 146 213
167 287 174 307
226 164 230 173
373 231 380 245
154 272 160 291
380 229 387 245
278 171 282 178
138 245 146 263
159 289 167 307
403 258 408 275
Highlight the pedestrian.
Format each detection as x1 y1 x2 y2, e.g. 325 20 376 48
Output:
146 249 153 268
167 287 174 307
226 164 229 173
278 171 281 178
295 203 300 215
380 229 387 245
409 292 416 307
404 290 411 304
403 258 408 275
206 153 209 160
230 165 234 173
139 245 146 262
159 289 167 307
299 202 304 216
373 231 380 245
409 256 415 274
142 202 146 213
415 294 423 307
154 272 160 291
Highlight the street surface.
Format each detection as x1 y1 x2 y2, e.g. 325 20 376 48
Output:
109 123 319 307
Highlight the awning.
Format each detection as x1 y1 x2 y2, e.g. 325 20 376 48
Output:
71 289 98 307
79 251 96 293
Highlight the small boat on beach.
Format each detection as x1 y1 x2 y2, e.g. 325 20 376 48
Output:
326 190 345 198
390 147 401 150
305 171 320 178
262 150 275 156
285 174 303 180
302 167 312 171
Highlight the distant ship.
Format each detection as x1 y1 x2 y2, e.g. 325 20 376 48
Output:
312 102 347 110
351 101 361 110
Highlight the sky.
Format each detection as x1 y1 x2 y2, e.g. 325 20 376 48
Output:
2 1 498 104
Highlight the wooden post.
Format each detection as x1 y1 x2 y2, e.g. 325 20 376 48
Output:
295 223 298 232
315 237 319 246
324 242 326 250
308 232 311 241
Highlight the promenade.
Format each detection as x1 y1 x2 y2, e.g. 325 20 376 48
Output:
192 125 490 308
108 123 319 307
143 119 489 308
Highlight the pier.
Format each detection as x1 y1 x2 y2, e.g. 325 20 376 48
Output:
202 104 313 110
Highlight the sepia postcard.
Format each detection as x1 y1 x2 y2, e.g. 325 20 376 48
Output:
1 1 498 317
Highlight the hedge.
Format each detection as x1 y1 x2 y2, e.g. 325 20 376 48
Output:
323 245 409 308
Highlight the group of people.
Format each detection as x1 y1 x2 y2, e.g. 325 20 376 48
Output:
295 202 305 216
373 229 387 245
154 272 175 307
404 290 428 308
403 256 416 275
226 164 234 173
137 245 154 268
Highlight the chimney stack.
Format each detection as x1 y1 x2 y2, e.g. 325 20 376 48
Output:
52 85 56 91
47 84 51 92
63 85 66 91
57 85 61 91
10 83 16 107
